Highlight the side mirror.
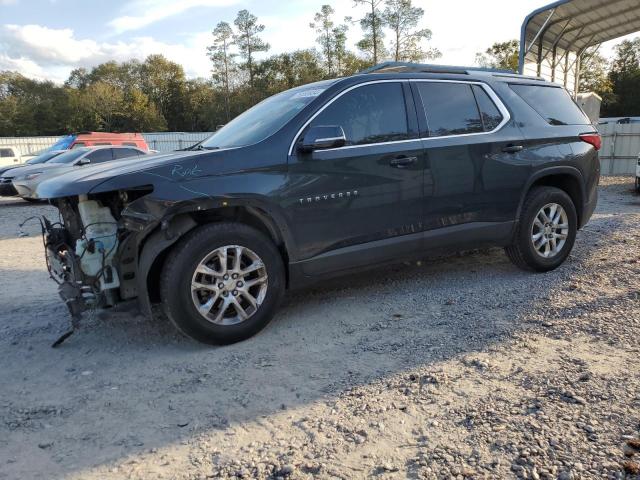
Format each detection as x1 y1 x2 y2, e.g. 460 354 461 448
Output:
300 125 347 152
75 158 91 166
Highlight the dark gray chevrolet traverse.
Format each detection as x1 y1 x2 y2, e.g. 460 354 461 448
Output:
36 62 600 345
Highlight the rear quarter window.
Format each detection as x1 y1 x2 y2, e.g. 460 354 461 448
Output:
510 84 589 126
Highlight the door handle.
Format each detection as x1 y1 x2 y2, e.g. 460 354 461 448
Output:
502 145 524 154
390 156 418 168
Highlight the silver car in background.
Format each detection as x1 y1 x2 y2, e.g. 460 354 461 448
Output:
7 146 148 200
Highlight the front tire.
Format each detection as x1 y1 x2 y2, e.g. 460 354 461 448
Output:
160 222 285 345
506 186 578 272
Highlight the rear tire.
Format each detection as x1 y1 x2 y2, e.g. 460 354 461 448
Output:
160 222 285 345
505 186 577 272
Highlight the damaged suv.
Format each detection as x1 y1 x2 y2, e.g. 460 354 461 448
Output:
36 63 601 345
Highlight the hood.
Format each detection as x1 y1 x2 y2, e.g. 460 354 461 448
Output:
1 162 64 179
35 149 237 199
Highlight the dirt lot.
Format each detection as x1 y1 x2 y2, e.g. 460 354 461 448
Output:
0 177 639 480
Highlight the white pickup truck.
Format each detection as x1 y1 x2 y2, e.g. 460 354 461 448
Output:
0 147 22 167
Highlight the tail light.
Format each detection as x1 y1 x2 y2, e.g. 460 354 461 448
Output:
579 133 602 151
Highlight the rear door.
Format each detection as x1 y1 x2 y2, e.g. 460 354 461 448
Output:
113 148 144 160
84 148 115 164
412 80 528 233
287 81 425 274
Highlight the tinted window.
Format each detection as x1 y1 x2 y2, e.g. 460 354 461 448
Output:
472 85 503 131
72 143 86 148
0 149 15 157
113 148 141 160
417 83 483 137
86 149 114 163
308 82 409 146
510 84 588 126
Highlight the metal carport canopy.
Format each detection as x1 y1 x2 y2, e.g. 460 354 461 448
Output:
519 0 640 93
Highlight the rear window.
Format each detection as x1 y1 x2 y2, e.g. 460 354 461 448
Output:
510 84 588 126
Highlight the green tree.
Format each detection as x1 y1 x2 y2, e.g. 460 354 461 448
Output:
382 0 440 62
254 49 325 94
233 9 270 88
476 40 520 72
353 0 386 64
139 55 186 130
332 23 350 75
604 38 640 117
208 21 236 121
310 5 336 76
579 48 612 94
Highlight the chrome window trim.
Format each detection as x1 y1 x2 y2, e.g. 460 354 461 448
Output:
288 78 511 155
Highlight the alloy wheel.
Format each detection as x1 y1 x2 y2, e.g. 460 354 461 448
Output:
191 245 268 325
531 203 569 258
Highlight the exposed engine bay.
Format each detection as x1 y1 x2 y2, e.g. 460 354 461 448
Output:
40 191 146 346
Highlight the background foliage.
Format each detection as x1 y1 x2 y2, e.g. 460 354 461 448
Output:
0 3 637 137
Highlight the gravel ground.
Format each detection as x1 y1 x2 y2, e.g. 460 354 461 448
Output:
0 177 639 480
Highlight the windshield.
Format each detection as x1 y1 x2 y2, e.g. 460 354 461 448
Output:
49 148 90 165
201 81 333 149
26 151 64 165
48 135 76 151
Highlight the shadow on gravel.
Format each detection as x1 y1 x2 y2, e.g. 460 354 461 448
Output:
0 181 636 479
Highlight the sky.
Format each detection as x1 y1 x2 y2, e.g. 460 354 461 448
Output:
0 0 635 84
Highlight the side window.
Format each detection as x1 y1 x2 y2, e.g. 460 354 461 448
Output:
86 149 114 163
113 148 140 160
417 83 483 137
95 142 112 146
0 148 14 157
472 85 504 132
307 82 409 146
122 142 137 147
72 142 86 149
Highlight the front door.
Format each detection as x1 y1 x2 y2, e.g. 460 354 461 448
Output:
286 81 425 275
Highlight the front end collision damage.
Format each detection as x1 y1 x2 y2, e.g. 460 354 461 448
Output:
39 177 291 346
41 187 199 341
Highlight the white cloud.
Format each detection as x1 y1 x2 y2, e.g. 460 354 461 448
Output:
0 24 212 82
108 0 239 34
0 0 18 5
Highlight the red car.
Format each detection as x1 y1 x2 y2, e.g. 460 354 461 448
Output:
49 132 149 151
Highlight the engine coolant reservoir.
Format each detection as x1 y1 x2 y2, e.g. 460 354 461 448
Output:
74 196 120 290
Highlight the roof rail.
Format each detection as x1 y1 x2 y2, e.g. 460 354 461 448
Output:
358 61 515 76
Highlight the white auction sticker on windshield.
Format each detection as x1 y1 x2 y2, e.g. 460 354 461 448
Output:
292 89 324 99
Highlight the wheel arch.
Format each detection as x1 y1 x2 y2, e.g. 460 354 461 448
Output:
517 167 586 228
137 204 292 317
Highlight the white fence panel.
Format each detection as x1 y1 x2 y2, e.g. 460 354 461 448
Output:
598 123 640 176
0 136 61 156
